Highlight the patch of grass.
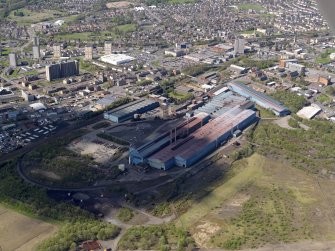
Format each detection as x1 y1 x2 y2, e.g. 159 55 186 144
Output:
118 224 195 250
0 47 12 57
23 130 106 187
117 207 134 222
316 49 335 65
212 186 308 249
257 106 277 118
115 23 136 32
271 90 307 113
316 94 332 104
168 91 193 104
238 4 265 11
251 120 335 173
7 8 63 24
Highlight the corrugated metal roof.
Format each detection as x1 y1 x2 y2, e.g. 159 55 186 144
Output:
149 106 255 162
228 82 289 113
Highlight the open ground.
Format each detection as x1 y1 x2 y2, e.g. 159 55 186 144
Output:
176 153 335 249
0 205 57 251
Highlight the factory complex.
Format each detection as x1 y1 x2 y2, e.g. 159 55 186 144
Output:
129 96 258 170
104 98 160 123
227 82 290 116
147 107 256 169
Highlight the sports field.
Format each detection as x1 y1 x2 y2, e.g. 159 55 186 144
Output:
0 206 57 251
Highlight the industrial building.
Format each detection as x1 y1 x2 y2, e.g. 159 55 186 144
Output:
46 60 79 82
191 91 253 118
100 54 135 65
103 98 160 123
147 107 257 170
129 112 210 165
228 82 290 116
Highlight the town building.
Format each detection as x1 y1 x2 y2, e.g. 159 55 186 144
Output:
85 45 93 60
104 41 113 55
21 90 34 101
32 45 40 59
8 52 17 67
234 37 245 55
53 44 62 59
46 60 79 82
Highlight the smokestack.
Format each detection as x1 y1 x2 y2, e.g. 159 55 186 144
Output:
317 0 335 32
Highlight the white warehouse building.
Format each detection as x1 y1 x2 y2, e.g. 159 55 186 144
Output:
100 54 135 65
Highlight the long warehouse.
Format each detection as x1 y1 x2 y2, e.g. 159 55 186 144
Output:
228 82 290 116
104 99 160 123
147 106 257 170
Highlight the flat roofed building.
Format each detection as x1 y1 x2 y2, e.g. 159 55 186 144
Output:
297 105 322 120
100 54 135 65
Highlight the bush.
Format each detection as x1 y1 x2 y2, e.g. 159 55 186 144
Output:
117 207 134 222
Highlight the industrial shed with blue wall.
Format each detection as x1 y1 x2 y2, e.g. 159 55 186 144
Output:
228 81 290 116
104 98 160 123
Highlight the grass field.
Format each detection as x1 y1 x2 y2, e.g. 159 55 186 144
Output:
53 24 136 41
316 94 332 103
0 205 57 251
177 153 335 249
7 8 62 24
238 4 265 11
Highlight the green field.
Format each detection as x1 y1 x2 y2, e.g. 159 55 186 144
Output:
8 8 63 24
115 23 137 32
316 94 332 103
238 4 265 11
316 49 335 65
53 24 136 41
177 154 264 229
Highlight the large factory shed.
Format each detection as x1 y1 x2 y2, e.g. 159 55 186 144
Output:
193 91 252 118
147 106 257 170
228 82 290 116
104 99 159 123
129 112 210 165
